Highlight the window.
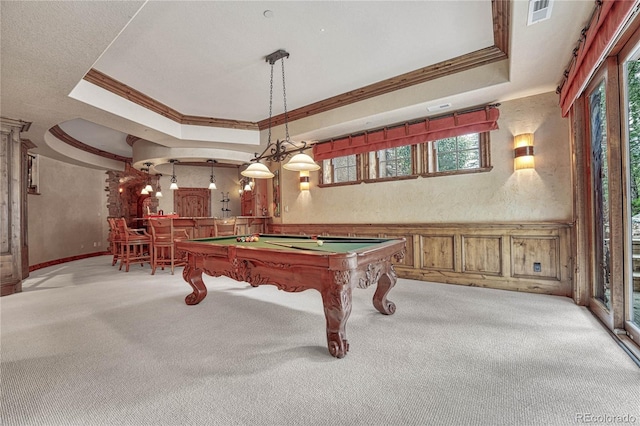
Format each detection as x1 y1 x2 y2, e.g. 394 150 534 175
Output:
435 133 480 172
588 80 610 310
377 145 413 178
26 153 39 194
322 154 358 185
320 131 491 186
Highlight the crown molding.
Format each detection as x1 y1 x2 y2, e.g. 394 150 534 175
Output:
82 0 510 133
49 125 132 163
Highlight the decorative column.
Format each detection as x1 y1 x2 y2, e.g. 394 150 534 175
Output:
1 117 31 296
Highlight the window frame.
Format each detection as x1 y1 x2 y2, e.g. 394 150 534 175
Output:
319 154 362 187
26 152 40 195
319 131 492 187
365 145 417 182
422 132 492 177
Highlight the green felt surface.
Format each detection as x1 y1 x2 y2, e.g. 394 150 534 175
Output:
187 234 385 253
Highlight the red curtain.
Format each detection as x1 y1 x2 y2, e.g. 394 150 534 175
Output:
559 0 637 117
312 107 500 161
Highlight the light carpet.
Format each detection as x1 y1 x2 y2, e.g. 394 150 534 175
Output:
1 256 639 426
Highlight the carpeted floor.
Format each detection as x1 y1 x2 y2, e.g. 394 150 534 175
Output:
1 256 639 426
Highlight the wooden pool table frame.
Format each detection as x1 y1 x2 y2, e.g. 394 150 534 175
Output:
175 235 406 358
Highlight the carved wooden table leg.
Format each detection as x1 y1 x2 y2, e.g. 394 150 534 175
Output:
372 264 397 315
183 262 207 305
321 274 353 358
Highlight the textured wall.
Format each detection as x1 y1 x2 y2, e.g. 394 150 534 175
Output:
28 156 109 265
279 91 572 224
26 91 572 266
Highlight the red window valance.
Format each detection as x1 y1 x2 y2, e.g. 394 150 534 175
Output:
312 106 500 161
559 0 637 117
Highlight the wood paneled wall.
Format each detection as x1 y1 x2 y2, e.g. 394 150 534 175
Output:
268 222 573 297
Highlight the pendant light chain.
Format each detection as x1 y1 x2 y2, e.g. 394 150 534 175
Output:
268 61 274 146
281 57 291 142
241 49 319 178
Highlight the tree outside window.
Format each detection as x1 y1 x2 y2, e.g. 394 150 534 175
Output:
626 60 640 217
320 131 491 186
436 133 480 172
378 145 412 177
332 154 357 183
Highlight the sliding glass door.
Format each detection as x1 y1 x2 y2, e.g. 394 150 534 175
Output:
576 7 640 357
621 45 640 345
587 77 614 320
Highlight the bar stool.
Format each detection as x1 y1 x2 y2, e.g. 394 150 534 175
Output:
213 217 237 236
107 217 124 266
115 218 151 272
148 217 189 275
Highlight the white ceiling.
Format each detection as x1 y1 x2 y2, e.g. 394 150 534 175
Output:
0 0 595 170
93 1 493 121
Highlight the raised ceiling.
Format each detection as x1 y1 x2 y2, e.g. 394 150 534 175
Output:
0 1 595 171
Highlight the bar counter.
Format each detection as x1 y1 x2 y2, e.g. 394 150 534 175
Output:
156 216 271 238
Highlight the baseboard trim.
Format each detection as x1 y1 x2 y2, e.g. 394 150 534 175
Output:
29 251 110 272
1 279 22 296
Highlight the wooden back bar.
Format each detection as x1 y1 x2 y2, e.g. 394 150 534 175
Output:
268 221 573 297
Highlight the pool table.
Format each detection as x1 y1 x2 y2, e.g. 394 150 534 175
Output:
175 234 406 358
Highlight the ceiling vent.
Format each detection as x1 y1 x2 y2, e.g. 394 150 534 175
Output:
427 103 452 112
527 0 553 25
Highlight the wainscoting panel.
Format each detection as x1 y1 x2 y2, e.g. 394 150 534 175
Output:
462 235 503 276
268 222 572 296
420 235 456 271
511 236 560 280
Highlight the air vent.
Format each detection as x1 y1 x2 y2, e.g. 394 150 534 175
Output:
527 0 553 25
427 103 452 112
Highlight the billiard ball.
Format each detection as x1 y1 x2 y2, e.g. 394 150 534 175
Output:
317 240 324 246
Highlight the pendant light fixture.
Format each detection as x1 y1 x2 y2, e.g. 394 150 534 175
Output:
169 159 179 190
239 177 252 193
140 180 149 195
207 159 217 190
241 49 319 179
143 162 154 193
155 174 163 198
242 162 274 179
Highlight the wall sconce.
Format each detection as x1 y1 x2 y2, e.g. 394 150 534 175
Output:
514 133 535 170
299 170 310 191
